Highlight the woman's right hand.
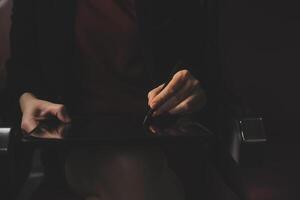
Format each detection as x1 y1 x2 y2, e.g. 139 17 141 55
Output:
19 92 71 133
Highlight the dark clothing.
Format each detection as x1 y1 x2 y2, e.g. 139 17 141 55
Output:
4 0 242 200
6 0 221 119
76 0 150 114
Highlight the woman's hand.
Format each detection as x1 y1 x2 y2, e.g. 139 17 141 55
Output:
19 93 71 133
148 69 206 116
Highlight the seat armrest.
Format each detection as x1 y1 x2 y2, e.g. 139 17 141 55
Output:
0 124 13 199
229 117 267 167
0 126 12 154
0 122 35 200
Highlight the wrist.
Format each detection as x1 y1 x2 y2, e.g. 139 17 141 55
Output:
20 92 37 101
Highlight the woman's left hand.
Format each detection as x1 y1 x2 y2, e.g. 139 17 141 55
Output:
148 69 207 116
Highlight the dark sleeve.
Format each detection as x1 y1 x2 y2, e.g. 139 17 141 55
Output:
6 0 45 102
177 0 222 94
175 0 223 128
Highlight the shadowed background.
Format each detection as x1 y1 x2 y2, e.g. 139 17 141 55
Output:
220 0 300 199
0 0 299 199
0 0 11 89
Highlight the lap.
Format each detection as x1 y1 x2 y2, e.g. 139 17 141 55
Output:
65 146 185 200
29 146 240 200
64 147 166 193
29 180 82 200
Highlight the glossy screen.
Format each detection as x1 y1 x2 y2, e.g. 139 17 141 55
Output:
22 115 214 145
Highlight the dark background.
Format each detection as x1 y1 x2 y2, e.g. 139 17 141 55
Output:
220 0 300 199
0 0 299 199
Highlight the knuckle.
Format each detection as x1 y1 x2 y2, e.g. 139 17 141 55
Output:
180 70 191 82
174 69 190 82
181 69 190 78
181 69 190 76
148 91 153 98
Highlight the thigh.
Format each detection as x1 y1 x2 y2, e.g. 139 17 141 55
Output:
65 146 185 200
29 180 82 200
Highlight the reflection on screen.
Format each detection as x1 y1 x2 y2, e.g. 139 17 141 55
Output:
25 115 213 141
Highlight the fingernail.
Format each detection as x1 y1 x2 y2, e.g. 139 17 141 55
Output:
149 126 157 134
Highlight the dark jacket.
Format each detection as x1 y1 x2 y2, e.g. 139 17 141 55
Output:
4 1 245 199
6 0 222 121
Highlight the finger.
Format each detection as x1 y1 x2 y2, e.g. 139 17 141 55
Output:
154 79 200 116
57 107 71 123
168 89 206 115
21 115 39 133
150 70 190 109
147 84 164 105
149 125 159 134
48 104 71 123
56 124 66 138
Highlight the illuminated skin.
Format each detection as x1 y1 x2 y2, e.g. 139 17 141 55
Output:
20 69 206 133
20 93 71 133
148 69 206 116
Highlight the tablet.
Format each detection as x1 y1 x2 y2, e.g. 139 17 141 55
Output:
21 114 215 146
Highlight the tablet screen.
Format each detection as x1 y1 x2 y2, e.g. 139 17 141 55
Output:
22 115 214 145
